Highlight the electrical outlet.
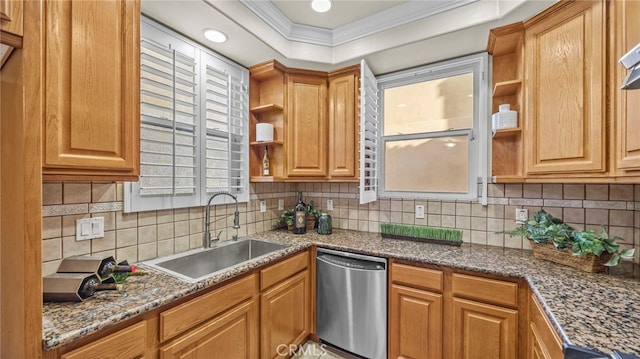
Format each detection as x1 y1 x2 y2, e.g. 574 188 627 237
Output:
515 208 528 224
76 217 104 241
326 200 334 211
278 199 284 211
415 205 425 219
260 201 267 213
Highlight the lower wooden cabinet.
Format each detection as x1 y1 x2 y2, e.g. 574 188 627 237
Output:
60 321 147 359
389 261 521 359
389 284 442 359
260 260 311 358
529 295 563 359
159 299 259 359
452 298 518 359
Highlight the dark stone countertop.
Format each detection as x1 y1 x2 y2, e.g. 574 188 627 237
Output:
42 229 640 355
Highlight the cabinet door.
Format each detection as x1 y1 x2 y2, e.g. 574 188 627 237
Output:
260 270 310 359
328 72 358 179
160 299 259 359
389 284 442 359
43 0 140 181
61 321 147 359
0 0 22 45
529 296 563 359
452 298 517 359
612 0 640 172
286 74 327 177
524 0 606 175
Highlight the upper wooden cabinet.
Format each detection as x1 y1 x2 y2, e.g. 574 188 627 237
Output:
488 0 640 182
0 0 23 47
524 0 606 176
286 71 328 178
328 67 359 180
42 0 140 181
611 0 640 174
248 60 360 182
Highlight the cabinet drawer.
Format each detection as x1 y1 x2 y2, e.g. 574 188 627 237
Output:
452 273 518 307
530 295 563 359
160 273 256 342
260 250 309 290
61 321 147 359
391 263 443 292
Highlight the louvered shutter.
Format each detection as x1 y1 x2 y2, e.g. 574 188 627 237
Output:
359 60 380 204
200 52 249 204
126 18 200 211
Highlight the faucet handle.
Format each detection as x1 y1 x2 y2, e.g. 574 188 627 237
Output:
212 230 223 242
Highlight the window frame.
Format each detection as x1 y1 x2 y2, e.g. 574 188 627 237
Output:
376 53 489 201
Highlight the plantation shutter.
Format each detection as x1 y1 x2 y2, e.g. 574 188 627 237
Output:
200 52 249 204
359 60 380 204
126 19 200 212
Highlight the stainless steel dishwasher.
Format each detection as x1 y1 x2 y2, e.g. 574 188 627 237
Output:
316 248 387 359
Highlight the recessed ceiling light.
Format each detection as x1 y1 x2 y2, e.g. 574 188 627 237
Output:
203 29 227 43
311 0 332 13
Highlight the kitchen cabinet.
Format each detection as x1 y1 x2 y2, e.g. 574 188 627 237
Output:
285 71 328 178
389 261 522 359
0 0 23 47
529 295 563 359
160 299 259 359
259 251 311 359
450 273 518 359
389 263 443 359
248 61 360 182
328 66 359 180
611 0 640 175
60 321 147 359
42 0 140 181
524 0 606 176
488 0 640 182
487 23 524 182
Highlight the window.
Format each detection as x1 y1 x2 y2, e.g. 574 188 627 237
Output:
125 18 249 212
375 53 489 201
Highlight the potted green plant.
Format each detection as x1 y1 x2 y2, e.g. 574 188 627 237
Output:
274 208 295 231
306 201 321 230
500 209 635 272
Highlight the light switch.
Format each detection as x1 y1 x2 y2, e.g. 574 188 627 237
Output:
76 217 104 241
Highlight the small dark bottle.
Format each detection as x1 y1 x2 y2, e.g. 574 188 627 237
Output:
293 191 307 234
99 259 137 278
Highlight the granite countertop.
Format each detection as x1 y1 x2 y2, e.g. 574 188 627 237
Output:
42 229 640 355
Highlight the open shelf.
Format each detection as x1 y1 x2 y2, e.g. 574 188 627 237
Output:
493 127 522 138
249 175 285 183
250 103 283 114
250 140 283 147
493 80 522 97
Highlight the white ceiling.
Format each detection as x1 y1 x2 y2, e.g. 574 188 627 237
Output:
141 0 555 75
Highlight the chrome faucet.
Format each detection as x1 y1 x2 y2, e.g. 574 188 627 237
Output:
204 191 240 248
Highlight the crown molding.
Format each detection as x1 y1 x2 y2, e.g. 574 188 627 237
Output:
240 0 479 47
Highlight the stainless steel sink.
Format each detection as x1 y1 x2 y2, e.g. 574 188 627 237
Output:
143 239 289 282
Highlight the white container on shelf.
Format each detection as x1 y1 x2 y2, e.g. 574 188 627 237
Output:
256 123 274 142
491 104 518 134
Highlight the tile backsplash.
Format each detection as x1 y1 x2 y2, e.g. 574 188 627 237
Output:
42 182 640 275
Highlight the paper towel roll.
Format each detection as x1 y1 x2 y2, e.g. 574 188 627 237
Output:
256 123 274 142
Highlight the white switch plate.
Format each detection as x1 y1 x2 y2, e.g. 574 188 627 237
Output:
326 199 334 211
415 205 425 219
260 201 267 213
278 199 284 211
515 208 528 224
76 217 104 241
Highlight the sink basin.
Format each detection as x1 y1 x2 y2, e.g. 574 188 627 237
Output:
143 239 289 282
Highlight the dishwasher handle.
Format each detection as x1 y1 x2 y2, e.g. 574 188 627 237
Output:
317 253 385 271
